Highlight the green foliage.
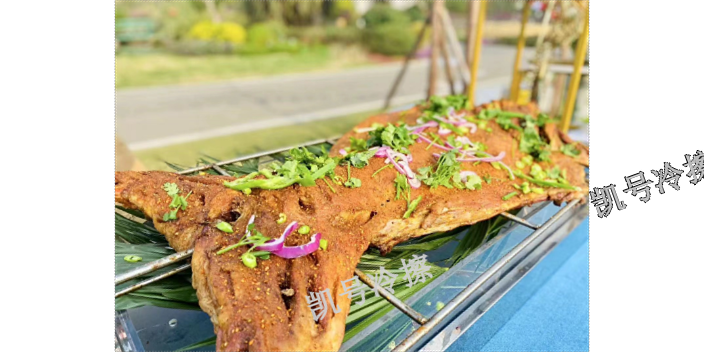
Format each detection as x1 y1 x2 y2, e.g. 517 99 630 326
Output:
165 40 236 55
362 4 411 29
153 3 208 44
362 23 416 56
332 0 357 19
404 4 427 22
288 26 362 46
188 21 246 45
247 21 287 48
366 123 417 154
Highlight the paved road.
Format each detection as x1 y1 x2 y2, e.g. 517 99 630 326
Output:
117 44 531 150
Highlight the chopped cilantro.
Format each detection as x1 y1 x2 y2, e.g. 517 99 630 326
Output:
502 191 518 201
496 115 521 131
343 164 362 188
394 173 422 218
367 123 417 154
561 143 581 157
224 147 338 192
403 196 423 218
417 150 463 189
347 149 376 168
161 183 191 222
422 94 470 118
349 137 368 152
216 224 270 256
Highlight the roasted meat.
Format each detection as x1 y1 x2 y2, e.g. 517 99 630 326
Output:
115 100 588 352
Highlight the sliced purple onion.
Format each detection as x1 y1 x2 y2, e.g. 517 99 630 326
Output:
456 151 506 162
386 153 407 175
244 215 255 237
438 127 451 135
256 221 299 252
339 149 348 156
413 133 455 151
455 136 476 148
271 233 321 259
406 121 438 133
409 178 421 189
459 171 477 182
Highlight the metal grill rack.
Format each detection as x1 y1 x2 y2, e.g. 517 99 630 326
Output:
115 138 587 352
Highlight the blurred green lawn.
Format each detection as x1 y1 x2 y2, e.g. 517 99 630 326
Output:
116 45 370 89
135 110 377 170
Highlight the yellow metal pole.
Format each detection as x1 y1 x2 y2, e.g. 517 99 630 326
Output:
467 1 487 108
509 1 531 101
560 4 589 133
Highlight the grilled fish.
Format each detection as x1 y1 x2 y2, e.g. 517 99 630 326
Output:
115 99 588 351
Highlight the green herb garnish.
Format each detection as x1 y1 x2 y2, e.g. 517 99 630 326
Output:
161 183 192 222
502 191 518 201
216 221 234 233
372 164 393 177
216 227 270 256
394 173 423 218
224 147 338 192
367 123 417 154
123 255 142 263
417 150 463 189
344 163 361 188
561 143 581 157
514 171 578 190
350 137 368 152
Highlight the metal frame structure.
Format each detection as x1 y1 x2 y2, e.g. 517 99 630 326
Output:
115 137 587 352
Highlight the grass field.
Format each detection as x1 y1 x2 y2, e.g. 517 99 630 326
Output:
116 45 370 89
134 110 378 170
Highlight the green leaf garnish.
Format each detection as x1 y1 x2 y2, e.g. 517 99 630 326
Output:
561 143 581 157
417 150 462 189
502 191 518 201
350 137 368 152
367 123 416 154
216 227 270 256
216 221 233 233
403 196 423 218
162 183 179 197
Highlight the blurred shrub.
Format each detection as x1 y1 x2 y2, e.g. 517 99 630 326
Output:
362 3 411 29
247 21 287 48
404 5 427 22
154 3 207 44
286 26 325 45
167 40 235 55
325 26 362 45
360 4 416 56
332 0 357 20
188 21 246 45
362 23 415 56
236 42 300 55
288 26 361 45
446 1 468 14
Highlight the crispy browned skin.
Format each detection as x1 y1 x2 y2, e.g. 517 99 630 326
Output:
115 100 588 352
